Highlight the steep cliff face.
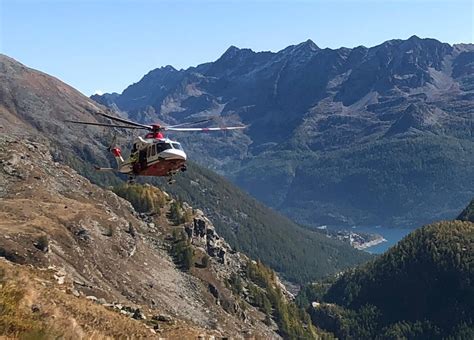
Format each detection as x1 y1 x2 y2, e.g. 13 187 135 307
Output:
0 137 285 338
93 38 474 227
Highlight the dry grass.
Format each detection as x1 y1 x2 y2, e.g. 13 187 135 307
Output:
0 266 51 338
0 260 227 339
0 261 154 339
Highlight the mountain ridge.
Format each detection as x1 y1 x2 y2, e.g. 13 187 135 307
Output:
93 36 474 228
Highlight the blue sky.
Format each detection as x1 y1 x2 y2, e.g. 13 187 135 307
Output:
1 0 472 95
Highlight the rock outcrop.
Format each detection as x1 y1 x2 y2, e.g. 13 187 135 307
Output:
186 211 233 265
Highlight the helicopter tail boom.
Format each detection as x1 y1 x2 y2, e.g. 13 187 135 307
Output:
94 166 116 172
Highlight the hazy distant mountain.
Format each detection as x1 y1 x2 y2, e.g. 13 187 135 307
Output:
93 36 474 228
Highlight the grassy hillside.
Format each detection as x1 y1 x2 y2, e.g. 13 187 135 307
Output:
146 162 372 284
301 219 474 339
0 261 154 339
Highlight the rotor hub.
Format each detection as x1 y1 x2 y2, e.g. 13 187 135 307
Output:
151 124 162 131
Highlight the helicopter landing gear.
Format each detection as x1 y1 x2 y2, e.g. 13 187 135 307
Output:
166 171 176 185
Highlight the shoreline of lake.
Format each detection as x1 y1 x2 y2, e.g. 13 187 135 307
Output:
324 225 413 254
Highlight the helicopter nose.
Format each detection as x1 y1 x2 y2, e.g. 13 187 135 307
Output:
160 149 187 161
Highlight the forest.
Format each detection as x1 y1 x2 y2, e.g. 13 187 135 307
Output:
297 219 474 339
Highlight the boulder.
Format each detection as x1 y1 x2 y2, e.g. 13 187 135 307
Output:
194 218 207 238
132 308 146 320
152 314 173 322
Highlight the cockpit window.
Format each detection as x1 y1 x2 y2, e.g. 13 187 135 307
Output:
155 142 172 153
172 143 182 150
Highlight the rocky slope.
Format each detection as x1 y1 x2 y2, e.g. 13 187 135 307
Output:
0 54 371 285
93 36 474 228
0 137 297 338
0 54 122 186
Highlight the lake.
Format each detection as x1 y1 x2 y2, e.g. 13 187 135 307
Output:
350 226 412 254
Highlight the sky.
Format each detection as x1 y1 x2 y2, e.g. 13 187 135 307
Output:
1 0 473 96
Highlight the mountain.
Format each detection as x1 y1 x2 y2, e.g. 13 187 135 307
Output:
0 137 323 338
457 199 474 222
93 36 474 228
0 54 372 285
297 212 474 339
0 54 122 186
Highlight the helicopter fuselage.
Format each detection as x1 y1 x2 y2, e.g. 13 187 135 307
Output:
68 110 245 180
114 137 187 177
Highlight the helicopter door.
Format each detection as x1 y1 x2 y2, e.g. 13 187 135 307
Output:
150 144 156 158
139 148 147 168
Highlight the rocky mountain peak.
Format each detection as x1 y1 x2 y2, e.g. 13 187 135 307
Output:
144 64 181 79
222 45 241 57
280 38 320 57
162 64 177 71
215 45 260 64
407 34 422 42
298 38 319 51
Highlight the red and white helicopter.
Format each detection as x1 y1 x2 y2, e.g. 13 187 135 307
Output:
67 111 246 183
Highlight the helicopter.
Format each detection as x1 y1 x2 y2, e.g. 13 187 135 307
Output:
67 111 246 183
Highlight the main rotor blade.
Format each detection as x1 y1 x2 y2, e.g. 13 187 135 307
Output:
167 117 215 128
66 120 146 129
98 111 153 130
164 126 247 132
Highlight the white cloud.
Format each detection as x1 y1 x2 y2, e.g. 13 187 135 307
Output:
94 89 103 95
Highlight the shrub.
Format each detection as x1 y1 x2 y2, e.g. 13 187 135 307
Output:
35 235 49 252
113 184 166 214
170 230 194 271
